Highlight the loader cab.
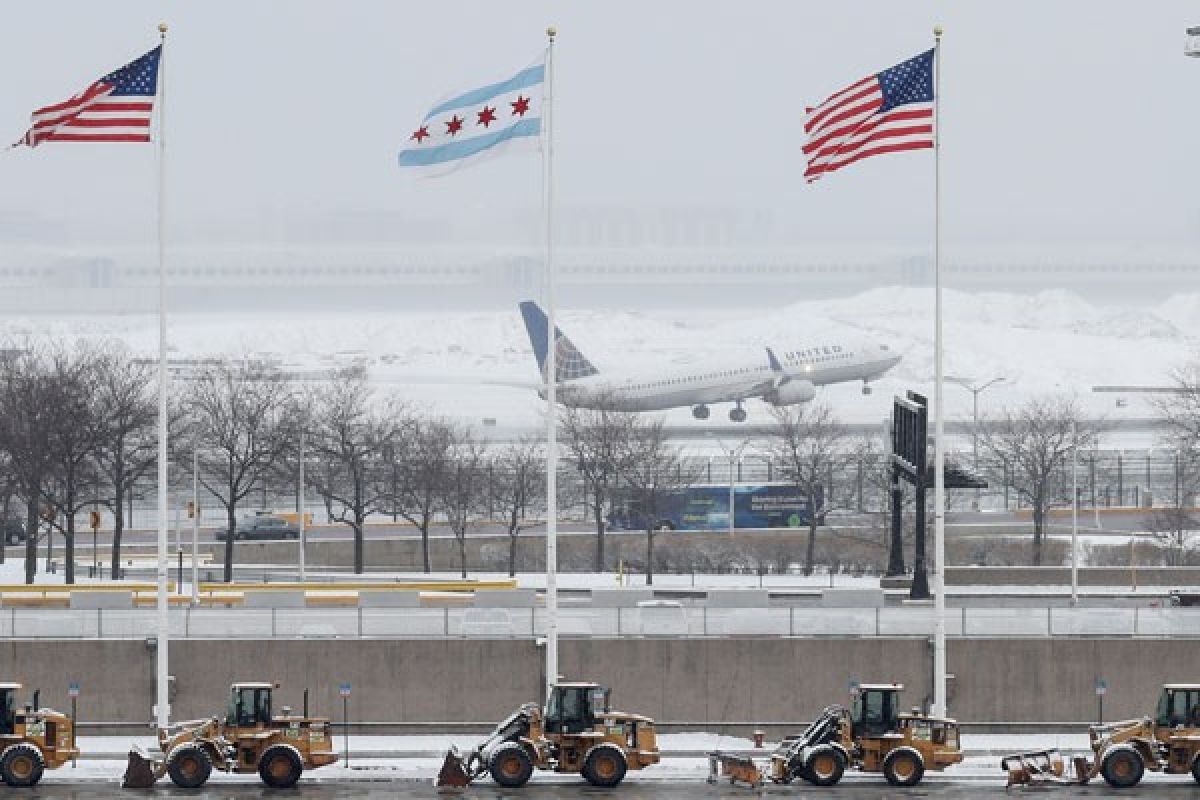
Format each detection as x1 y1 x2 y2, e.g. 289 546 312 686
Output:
851 684 902 739
1155 684 1200 729
544 683 610 735
0 684 18 736
226 683 274 729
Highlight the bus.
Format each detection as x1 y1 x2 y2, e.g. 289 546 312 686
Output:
607 483 821 532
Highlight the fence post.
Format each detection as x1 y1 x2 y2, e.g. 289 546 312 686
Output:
358 608 363 638
271 607 277 638
1117 452 1124 505
97 609 102 639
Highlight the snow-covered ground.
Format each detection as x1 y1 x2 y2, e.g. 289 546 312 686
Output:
1 287 1191 431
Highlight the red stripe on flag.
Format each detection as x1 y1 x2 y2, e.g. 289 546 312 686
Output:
39 132 152 142
803 106 932 156
805 82 880 134
805 139 933 181
50 118 152 128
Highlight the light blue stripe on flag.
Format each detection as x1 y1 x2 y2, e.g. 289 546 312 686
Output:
398 117 540 167
424 64 545 120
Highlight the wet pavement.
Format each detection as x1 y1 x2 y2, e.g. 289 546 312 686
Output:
22 775 1200 799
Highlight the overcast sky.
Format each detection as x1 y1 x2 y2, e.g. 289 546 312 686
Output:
0 1 1197 254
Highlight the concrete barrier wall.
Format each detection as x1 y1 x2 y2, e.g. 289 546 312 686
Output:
0 636 1196 727
213 536 1200 587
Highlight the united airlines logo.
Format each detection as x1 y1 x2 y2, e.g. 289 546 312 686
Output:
554 335 598 382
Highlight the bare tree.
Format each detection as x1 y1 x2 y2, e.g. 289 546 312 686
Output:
764 403 848 575
39 346 114 584
976 395 1097 566
490 438 546 577
0 348 58 583
92 348 158 579
1144 507 1199 566
307 369 399 574
560 399 638 571
438 430 489 579
185 361 294 582
393 414 455 573
616 415 696 585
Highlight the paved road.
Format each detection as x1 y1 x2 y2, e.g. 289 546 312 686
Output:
22 778 1200 798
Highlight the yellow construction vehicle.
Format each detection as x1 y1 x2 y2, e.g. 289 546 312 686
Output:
1006 683 1200 788
437 681 660 789
709 683 963 788
124 681 337 789
0 684 78 787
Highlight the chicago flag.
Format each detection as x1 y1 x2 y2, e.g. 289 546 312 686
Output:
398 61 543 176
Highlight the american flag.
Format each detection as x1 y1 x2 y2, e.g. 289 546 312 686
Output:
804 49 935 183
14 46 161 148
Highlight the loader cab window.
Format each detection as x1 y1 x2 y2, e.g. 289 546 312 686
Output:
545 686 594 734
227 687 272 728
0 690 13 736
852 689 899 738
1157 688 1200 727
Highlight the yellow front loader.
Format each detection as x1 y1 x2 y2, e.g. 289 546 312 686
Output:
437 682 659 789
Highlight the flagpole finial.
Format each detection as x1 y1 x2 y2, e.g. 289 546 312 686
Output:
933 24 943 37
546 26 557 40
158 22 168 34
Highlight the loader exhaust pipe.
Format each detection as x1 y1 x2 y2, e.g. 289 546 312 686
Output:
303 688 309 719
31 690 39 712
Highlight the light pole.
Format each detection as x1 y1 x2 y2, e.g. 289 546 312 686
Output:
706 434 752 536
947 376 1006 508
1186 26 1200 57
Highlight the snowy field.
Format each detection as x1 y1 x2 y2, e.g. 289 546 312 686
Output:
0 287 1190 433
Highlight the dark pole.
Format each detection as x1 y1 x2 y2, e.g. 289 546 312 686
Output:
886 466 906 576
910 477 930 599
343 694 350 768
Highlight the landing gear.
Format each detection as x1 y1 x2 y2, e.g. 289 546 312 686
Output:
692 404 710 420
862 381 873 396
729 403 747 423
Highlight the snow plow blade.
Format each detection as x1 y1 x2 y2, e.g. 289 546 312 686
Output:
1001 749 1089 787
436 747 472 790
122 746 165 789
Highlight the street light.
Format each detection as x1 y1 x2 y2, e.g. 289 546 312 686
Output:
1186 26 1200 57
947 375 1007 507
706 433 752 536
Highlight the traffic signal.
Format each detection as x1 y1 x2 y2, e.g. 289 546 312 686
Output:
186 501 195 519
89 510 101 529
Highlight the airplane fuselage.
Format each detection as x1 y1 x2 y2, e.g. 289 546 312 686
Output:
551 344 900 412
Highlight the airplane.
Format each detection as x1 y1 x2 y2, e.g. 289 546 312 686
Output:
518 301 902 422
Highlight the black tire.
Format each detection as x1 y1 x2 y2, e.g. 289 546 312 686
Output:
805 744 845 787
1191 753 1200 784
258 744 304 789
167 743 212 789
0 743 44 787
489 742 533 788
582 743 628 788
1101 746 1144 788
882 747 924 787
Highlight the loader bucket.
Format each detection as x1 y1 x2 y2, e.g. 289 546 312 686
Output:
436 747 472 790
122 746 164 789
1001 749 1067 787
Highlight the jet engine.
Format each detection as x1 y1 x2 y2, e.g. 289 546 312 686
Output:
766 379 816 406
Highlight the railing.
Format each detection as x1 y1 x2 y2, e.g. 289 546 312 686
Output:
2 606 1200 639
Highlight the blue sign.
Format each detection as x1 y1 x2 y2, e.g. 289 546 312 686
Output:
338 682 352 697
68 682 80 697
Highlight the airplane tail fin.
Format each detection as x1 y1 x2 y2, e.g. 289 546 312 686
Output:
518 301 599 383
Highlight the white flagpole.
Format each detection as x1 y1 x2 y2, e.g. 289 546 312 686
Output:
543 25 559 697
299 432 307 582
932 24 947 719
154 21 171 730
